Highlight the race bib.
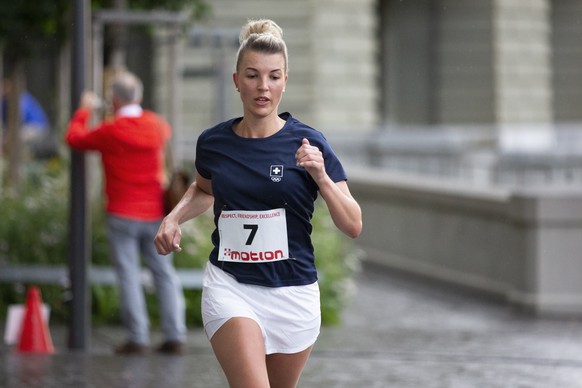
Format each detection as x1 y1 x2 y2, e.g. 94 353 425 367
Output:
218 208 290 263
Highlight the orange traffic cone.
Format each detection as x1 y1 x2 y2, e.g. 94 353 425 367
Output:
17 286 55 354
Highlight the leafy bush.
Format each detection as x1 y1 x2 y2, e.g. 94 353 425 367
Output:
0 160 362 327
0 159 69 266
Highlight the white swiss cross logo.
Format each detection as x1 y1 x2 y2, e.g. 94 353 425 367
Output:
270 165 283 182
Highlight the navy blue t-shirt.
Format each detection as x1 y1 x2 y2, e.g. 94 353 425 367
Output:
195 112 347 287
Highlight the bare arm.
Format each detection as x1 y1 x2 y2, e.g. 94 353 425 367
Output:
316 179 362 239
154 171 214 254
295 138 362 238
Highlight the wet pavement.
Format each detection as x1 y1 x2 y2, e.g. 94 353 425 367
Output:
2 263 582 387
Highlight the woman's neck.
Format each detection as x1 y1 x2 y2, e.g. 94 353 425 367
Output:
236 115 285 138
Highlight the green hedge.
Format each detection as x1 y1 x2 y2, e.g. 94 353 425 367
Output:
0 160 362 327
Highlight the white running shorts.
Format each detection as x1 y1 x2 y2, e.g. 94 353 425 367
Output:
201 262 321 355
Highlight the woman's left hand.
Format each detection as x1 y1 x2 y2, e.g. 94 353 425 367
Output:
295 138 326 182
296 138 362 238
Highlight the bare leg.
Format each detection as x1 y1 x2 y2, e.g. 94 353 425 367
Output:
210 317 270 388
266 345 314 388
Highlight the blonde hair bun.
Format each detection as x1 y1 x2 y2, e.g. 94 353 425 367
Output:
235 19 288 73
239 19 283 43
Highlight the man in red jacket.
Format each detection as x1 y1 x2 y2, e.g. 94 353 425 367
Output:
66 71 186 355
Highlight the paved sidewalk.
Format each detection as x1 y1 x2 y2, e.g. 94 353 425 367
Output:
2 263 582 387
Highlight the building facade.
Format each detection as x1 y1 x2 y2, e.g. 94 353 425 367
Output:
156 0 378 162
151 0 582 181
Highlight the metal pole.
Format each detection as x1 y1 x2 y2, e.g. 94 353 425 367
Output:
68 0 90 351
166 24 184 166
92 21 103 109
215 36 229 123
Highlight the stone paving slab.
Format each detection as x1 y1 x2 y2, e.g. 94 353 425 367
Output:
2 264 582 387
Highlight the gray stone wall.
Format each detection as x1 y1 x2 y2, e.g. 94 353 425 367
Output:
349 166 582 316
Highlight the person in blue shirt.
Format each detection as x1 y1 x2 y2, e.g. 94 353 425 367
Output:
154 19 362 387
2 81 49 142
2 80 53 158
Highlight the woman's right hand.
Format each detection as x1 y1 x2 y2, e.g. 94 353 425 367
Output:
154 173 214 255
154 216 183 255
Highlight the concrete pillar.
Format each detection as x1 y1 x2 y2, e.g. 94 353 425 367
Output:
312 0 378 132
493 0 552 123
493 0 554 151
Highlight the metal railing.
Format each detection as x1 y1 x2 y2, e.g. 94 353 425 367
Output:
0 264 203 289
325 123 582 189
